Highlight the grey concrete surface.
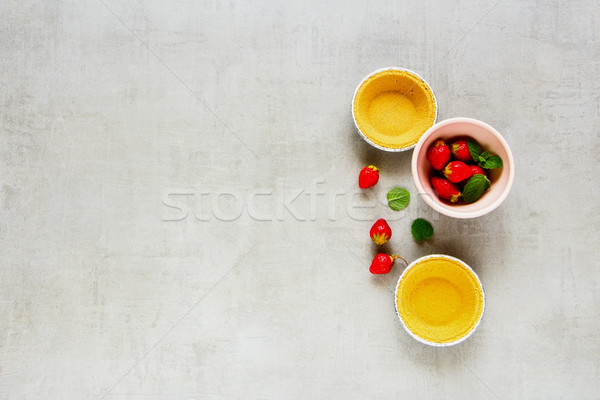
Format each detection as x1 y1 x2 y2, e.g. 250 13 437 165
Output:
1 0 599 399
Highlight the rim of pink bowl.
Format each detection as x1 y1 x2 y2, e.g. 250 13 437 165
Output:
411 117 515 219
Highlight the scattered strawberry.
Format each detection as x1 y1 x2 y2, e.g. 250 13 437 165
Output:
369 253 395 274
369 253 407 274
450 139 472 162
426 140 451 170
370 218 391 245
358 165 379 189
443 161 473 183
431 176 461 203
469 165 486 176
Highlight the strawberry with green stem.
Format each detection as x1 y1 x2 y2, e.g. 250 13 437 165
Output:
443 161 473 183
431 176 461 203
370 218 391 245
358 165 379 189
426 140 451 170
370 253 407 274
450 139 472 162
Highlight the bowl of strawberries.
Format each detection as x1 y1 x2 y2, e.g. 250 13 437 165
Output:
411 117 515 219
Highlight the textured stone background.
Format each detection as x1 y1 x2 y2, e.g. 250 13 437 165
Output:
1 0 599 398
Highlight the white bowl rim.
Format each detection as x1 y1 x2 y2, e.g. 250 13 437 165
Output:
351 67 438 152
394 254 486 347
411 117 515 218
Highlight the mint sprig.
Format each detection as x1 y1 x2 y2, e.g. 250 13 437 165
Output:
467 139 482 160
462 174 491 203
478 150 490 163
411 218 433 241
387 188 410 211
468 139 503 169
481 154 503 169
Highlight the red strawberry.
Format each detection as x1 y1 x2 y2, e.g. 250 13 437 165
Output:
369 253 395 274
369 253 407 274
426 140 451 170
358 165 379 189
443 161 473 183
431 176 461 203
370 218 391 245
450 139 472 162
469 165 486 176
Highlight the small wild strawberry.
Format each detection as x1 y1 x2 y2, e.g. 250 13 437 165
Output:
426 140 451 170
431 176 461 203
450 139 472 162
358 165 379 189
370 218 391 245
369 253 407 274
443 161 473 183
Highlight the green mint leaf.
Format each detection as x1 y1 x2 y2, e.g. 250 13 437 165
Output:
477 150 491 167
387 188 410 211
467 139 482 160
411 218 434 241
462 174 491 203
482 154 503 169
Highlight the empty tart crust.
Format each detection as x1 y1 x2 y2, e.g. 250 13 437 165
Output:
396 256 484 344
353 69 437 150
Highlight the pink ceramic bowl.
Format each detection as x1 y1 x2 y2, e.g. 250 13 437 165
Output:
411 118 515 219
